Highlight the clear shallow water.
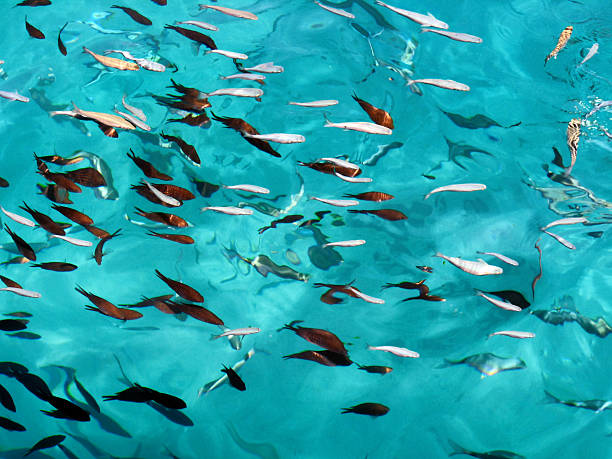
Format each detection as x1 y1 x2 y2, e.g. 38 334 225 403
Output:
0 0 610 458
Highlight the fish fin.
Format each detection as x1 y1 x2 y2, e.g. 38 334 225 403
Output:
210 333 222 340
448 439 468 456
543 390 560 404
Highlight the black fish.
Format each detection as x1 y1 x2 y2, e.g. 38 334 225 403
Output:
164 25 216 50
111 5 152 25
150 389 186 410
0 177 8 187
190 177 219 197
283 350 352 367
25 16 45 39
8 331 41 340
483 290 530 309
0 361 28 377
356 365 393 375
0 415 26 431
448 439 525 459
341 402 389 417
15 372 52 401
24 434 66 457
221 365 246 391
0 383 16 411
258 214 303 234
0 319 27 331
43 395 91 421
103 385 154 403
4 224 36 261
16 0 52 5
211 112 281 158
4 311 32 317
58 22 67 55
160 132 201 165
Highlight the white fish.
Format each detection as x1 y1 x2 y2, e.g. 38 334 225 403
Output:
289 100 338 107
541 217 587 230
212 327 260 339
0 287 41 298
421 28 482 44
578 43 599 67
206 49 248 60
50 110 79 118
348 287 384 304
408 78 470 91
542 230 575 250
435 253 503 276
1 206 35 227
243 133 305 144
319 157 360 170
368 345 419 358
143 180 181 207
314 1 355 19
324 117 392 135
105 50 165 72
243 62 283 73
201 206 253 215
476 251 518 266
425 183 486 199
310 197 359 207
585 100 612 118
199 4 258 20
374 1 448 29
122 94 146 122
0 90 29 103
220 73 265 82
114 109 151 131
475 290 521 312
204 88 263 98
223 184 270 194
176 20 218 31
334 172 373 183
197 348 255 397
488 331 535 339
50 235 93 247
323 240 366 248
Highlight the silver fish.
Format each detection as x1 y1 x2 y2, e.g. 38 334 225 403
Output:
443 352 526 376
435 253 503 276
476 290 522 312
421 28 482 44
324 117 392 135
105 50 165 72
114 108 151 131
319 157 359 170
176 20 218 31
220 73 265 82
578 43 599 67
212 327 260 339
476 251 518 266
323 240 366 248
0 90 29 102
311 197 359 207
545 391 612 413
50 235 93 247
541 217 586 230
408 78 470 91
224 184 270 194
335 172 372 183
375 1 448 29
348 287 384 304
289 100 338 107
204 87 263 98
0 207 35 227
143 180 181 207
542 230 575 250
425 183 486 199
199 4 258 20
121 94 146 122
368 345 419 358
488 331 535 339
243 62 283 73
201 206 253 215
206 49 248 60
314 1 355 19
243 133 305 144
0 287 41 298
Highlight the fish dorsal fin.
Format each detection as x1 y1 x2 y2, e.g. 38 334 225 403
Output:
477 258 487 264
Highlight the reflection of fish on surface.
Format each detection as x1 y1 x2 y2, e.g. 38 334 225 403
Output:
424 138 493 178
226 422 280 459
440 353 526 377
448 439 525 458
237 253 310 282
198 349 255 397
544 391 612 413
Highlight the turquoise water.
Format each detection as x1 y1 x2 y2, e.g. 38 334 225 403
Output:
0 0 611 457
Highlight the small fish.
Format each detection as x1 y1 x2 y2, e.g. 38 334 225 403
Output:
16 0 52 5
72 102 136 129
127 150 171 181
0 415 25 431
94 229 121 265
220 73 265 83
3 312 32 317
155 269 204 303
357 365 393 375
31 262 77 272
375 1 448 28
24 435 66 457
7 331 41 340
19 202 65 235
114 108 151 130
1 206 35 227
564 118 581 176
213 327 260 340
545 26 572 65
37 154 83 166
243 62 283 73
541 217 586 230
476 251 518 266
166 301 223 325
50 234 93 247
243 133 305 144
258 214 303 234
545 391 612 414
224 184 270 194
135 207 189 227
476 290 521 312
0 90 29 102
532 239 543 299
448 440 525 459
160 132 201 165
352 94 393 129
408 78 470 91
0 275 21 289
146 232 194 245
165 24 218 49
199 349 255 396
142 180 181 207
199 4 258 20
542 230 575 250
4 225 36 260
335 173 373 183
82 47 139 71
168 112 211 128
368 345 419 358
280 320 348 355
221 365 246 391
25 16 45 39
0 319 28 331
311 197 359 207
283 349 352 366
314 1 355 19
201 206 253 215
488 331 535 339
442 352 526 376
122 95 146 121
341 402 389 416
205 87 263 98
435 253 503 276
425 183 486 199
420 28 482 43
289 100 338 107
206 49 248 60
111 5 152 26
343 191 393 202
323 240 366 248
57 22 67 55
347 209 407 221
324 117 392 135
319 157 360 170
578 42 598 67
177 20 218 31
417 265 433 273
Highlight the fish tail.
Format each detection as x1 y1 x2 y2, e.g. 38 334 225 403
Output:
448 439 469 456
210 333 222 340
340 407 353 414
543 390 560 404
323 113 333 127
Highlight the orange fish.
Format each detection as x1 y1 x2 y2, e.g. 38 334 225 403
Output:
155 270 203 303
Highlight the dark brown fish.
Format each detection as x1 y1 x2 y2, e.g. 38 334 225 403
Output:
383 280 445 302
153 93 210 113
65 167 106 187
37 183 72 204
0 275 22 289
31 262 77 272
43 396 90 421
211 112 281 158
151 0 166 4
167 79 205 99
131 185 182 207
164 25 217 50
25 16 45 39
283 350 352 367
314 282 360 304
51 204 93 226
0 177 8 187
155 270 204 303
94 229 121 265
221 365 246 391
280 320 348 356
145 182 195 201
38 154 83 166
0 319 27 331
7 331 41 340
190 178 219 197
160 132 201 165
357 365 393 374
343 191 394 202
134 208 189 227
4 225 36 261
97 122 118 138
75 285 124 319
147 232 194 245
352 93 394 129
168 112 211 128
341 402 389 416
482 290 530 309
121 294 174 313
417 265 433 273
0 415 25 432
19 202 65 235
17 0 52 5
298 160 361 178
58 22 67 55
111 5 152 26
127 149 172 181
4 311 32 317
24 434 66 457
40 172 82 193
348 209 407 221
165 300 223 325
258 214 303 234
83 225 110 239
15 372 51 401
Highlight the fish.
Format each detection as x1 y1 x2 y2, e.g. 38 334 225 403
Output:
368 345 419 358
545 26 572 65
448 440 525 459
142 180 181 207
314 1 355 19
280 320 348 356
408 78 470 91
7 331 41 340
324 116 393 135
243 133 305 144
155 269 204 303
0 362 28 377
213 327 260 340
323 240 366 248
103 384 186 409
545 391 612 414
25 16 45 39
319 157 360 170
417 266 433 273
224 184 270 194
76 285 141 320
258 214 303 234
160 132 201 165
542 230 575 250
50 234 93 247
357 365 393 375
37 154 84 166
168 112 211 127
541 217 586 230
134 208 189 227
0 415 25 431
199 4 258 20
205 87 263 98
71 102 136 129
421 28 482 44
383 280 445 302
15 372 52 400
164 25 217 50
283 349 352 367
476 251 518 266
31 261 77 272
289 100 338 107
43 395 91 421
16 0 52 5
24 435 66 457
345 286 384 304
221 365 246 391
114 108 151 130
578 42 598 67
374 1 448 28
335 173 373 183
352 94 394 129
0 319 28 331
4 225 36 260
1 206 35 227
347 209 408 221
482 291 530 309
50 205 93 226
442 353 526 376
121 95 146 122
238 254 310 282
476 291 522 312
111 5 152 26
68 151 118 200
198 349 255 396
201 206 253 215
57 22 67 55
39 171 81 192
532 239 543 299
206 49 248 60
435 253 503 276
341 402 389 416
564 118 581 176
0 177 8 187
165 300 223 325
82 47 140 71
19 202 65 235
3 311 32 317
94 229 121 265
243 62 283 73
220 73 265 83
488 331 535 339
0 89 30 102
177 20 218 31
298 160 361 178
83 225 110 239
311 197 359 207
146 232 194 245
425 183 486 199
